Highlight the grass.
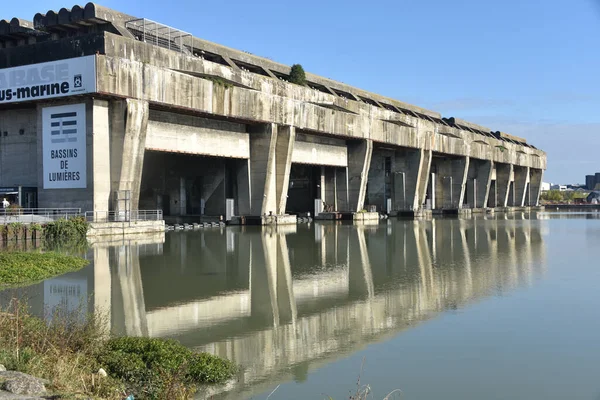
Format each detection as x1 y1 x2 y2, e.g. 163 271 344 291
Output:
0 251 89 288
0 299 237 399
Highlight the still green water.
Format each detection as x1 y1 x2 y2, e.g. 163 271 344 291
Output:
2 212 600 399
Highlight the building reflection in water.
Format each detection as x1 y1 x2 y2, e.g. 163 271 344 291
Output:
0 215 546 399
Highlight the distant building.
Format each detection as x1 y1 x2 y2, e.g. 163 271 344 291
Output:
587 191 600 204
550 184 567 191
586 173 600 190
541 182 551 192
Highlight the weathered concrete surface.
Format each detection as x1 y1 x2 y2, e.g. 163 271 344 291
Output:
0 108 38 187
275 126 295 215
513 166 530 207
87 220 165 237
347 140 373 212
495 163 514 208
109 99 149 211
97 41 546 170
146 111 249 158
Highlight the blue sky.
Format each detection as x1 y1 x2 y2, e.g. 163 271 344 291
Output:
3 0 600 184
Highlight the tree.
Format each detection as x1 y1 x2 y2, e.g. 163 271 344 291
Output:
289 64 306 86
541 190 563 202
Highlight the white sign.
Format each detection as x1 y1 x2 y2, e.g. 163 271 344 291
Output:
42 103 87 189
0 56 96 104
43 278 88 322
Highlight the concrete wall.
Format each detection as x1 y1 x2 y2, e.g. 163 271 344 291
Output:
0 107 38 188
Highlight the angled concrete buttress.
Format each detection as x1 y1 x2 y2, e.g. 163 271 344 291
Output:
495 163 514 208
248 124 295 216
275 126 295 215
415 149 433 211
513 166 530 207
432 156 469 210
528 169 544 206
110 99 149 211
347 139 373 212
465 159 493 208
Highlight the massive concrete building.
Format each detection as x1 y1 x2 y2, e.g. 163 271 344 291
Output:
0 3 546 221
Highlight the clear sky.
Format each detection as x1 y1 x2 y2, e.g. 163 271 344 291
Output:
3 0 600 184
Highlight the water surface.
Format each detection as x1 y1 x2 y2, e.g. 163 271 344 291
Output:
2 212 599 400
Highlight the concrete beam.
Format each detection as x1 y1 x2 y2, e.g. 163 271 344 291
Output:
347 139 373 212
109 99 149 211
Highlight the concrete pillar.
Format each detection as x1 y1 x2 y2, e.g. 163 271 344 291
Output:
391 148 429 211
92 100 111 213
275 126 295 214
476 161 493 208
110 99 149 211
513 166 530 207
433 156 469 209
347 139 373 212
248 124 295 216
415 149 432 210
335 167 349 211
248 123 278 215
454 157 469 209
495 163 513 207
429 172 436 209
466 159 493 208
528 168 544 206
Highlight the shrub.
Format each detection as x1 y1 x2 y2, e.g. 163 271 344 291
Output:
98 337 237 399
289 64 306 85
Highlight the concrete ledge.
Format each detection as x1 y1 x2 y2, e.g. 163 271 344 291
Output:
87 231 165 246
348 212 380 222
314 212 343 220
228 215 297 225
87 220 165 237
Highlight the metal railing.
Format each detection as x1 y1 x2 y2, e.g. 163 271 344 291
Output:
0 208 82 224
126 18 192 54
85 210 163 223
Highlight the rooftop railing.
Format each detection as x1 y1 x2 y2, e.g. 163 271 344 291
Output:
85 210 163 223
